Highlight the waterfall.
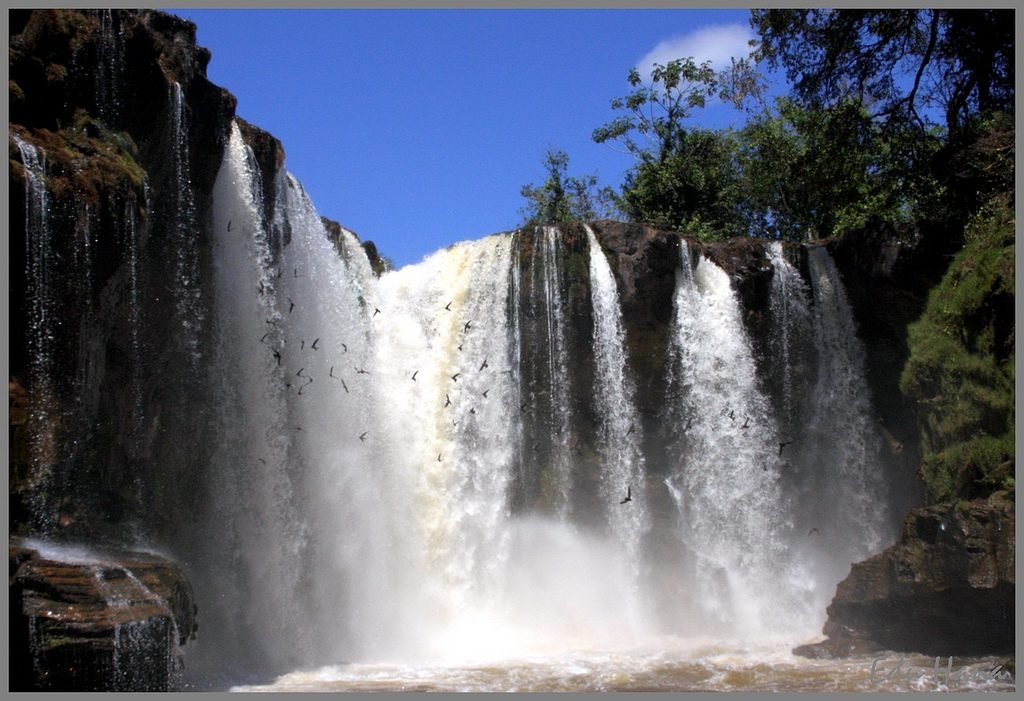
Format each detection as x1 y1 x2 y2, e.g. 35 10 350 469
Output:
802 246 889 564
525 226 575 515
94 9 126 125
664 242 813 638
13 134 59 520
169 82 203 367
584 226 649 580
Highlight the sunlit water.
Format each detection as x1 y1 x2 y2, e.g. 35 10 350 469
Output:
232 643 1013 693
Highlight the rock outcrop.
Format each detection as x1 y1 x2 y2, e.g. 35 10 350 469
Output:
10 539 199 691
794 492 1014 659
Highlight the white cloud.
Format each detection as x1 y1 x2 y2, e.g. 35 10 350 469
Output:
636 24 755 82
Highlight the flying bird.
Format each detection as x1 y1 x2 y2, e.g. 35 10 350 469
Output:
482 388 490 398
778 439 796 456
287 297 295 313
355 367 370 375
741 416 751 429
808 528 820 536
311 338 320 351
411 370 419 382
329 366 337 378
341 379 349 394
437 453 442 462
479 358 489 371
272 349 282 366
444 301 452 311
341 343 348 353
227 220 232 232
444 394 452 407
359 431 368 442
620 486 632 504
451 372 461 382
626 424 635 436
373 307 381 317
464 320 472 332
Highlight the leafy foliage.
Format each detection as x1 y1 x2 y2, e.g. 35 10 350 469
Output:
899 195 1015 502
519 149 616 226
751 9 1014 136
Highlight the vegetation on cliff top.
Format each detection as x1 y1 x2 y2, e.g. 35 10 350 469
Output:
519 9 1014 505
900 195 1015 503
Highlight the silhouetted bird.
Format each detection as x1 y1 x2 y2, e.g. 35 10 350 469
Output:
444 301 452 311
727 409 736 422
411 370 419 381
312 338 320 351
273 350 282 366
464 321 472 332
341 379 349 394
469 407 476 415
296 367 307 377
808 528 819 536
288 298 295 313
341 343 348 353
741 417 751 429
257 458 266 465
359 431 368 442
620 486 632 504
451 372 461 382
778 439 795 456
520 402 528 413
626 424 635 436
458 344 463 352
479 358 489 371
329 366 336 378
482 388 490 398
259 281 265 295
260 332 270 344
373 307 381 317
294 268 299 278
684 416 695 431
300 340 305 350
227 220 232 232
355 367 370 375
445 394 452 407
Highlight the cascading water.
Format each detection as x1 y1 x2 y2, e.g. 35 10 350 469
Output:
13 135 59 519
182 126 909 689
800 246 890 573
584 225 649 583
522 226 575 516
94 9 126 125
663 242 814 639
169 81 203 368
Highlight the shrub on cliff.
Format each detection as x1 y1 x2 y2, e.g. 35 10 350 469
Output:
899 194 1015 502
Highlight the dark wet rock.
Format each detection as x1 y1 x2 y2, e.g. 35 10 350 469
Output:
794 492 1014 659
9 539 198 691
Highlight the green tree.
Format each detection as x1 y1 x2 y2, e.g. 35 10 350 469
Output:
592 58 759 239
735 96 941 240
519 149 616 226
750 9 1014 137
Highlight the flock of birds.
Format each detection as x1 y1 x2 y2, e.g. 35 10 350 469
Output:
249 254 821 534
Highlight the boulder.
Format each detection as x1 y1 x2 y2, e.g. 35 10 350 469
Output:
9 539 198 691
794 492 1014 659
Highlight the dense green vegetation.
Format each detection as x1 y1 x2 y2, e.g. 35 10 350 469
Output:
900 195 1015 502
519 9 1014 504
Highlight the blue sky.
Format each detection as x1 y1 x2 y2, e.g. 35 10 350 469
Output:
168 8 767 268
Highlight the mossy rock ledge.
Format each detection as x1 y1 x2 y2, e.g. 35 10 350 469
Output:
794 492 1014 659
9 539 198 691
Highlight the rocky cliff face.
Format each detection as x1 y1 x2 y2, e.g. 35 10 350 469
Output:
794 492 1014 658
8 6 1011 687
10 539 199 691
